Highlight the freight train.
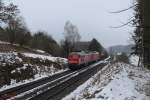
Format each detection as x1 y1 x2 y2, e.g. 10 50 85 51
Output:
68 51 101 70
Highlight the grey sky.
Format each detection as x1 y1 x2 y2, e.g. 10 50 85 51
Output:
12 0 133 48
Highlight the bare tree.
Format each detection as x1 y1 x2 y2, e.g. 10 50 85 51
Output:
64 21 81 44
0 0 19 24
62 21 81 56
61 21 81 57
110 1 144 67
15 17 31 46
137 0 150 68
5 18 19 44
5 16 30 45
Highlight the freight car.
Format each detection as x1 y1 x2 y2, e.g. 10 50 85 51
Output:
68 51 100 70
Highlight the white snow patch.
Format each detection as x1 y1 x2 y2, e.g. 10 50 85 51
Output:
23 52 67 63
35 49 46 53
0 40 10 44
63 63 150 100
130 55 139 66
0 52 23 64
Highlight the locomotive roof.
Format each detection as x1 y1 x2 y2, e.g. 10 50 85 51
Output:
70 51 99 55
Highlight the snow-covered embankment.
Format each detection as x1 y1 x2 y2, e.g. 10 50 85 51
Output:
63 62 150 100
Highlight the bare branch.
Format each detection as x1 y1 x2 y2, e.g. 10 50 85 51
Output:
110 20 133 28
110 16 134 28
110 4 137 13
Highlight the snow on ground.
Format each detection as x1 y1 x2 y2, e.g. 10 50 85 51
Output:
0 69 68 92
0 40 20 46
35 49 46 53
23 52 68 63
0 52 68 92
0 40 10 44
130 55 139 66
0 52 22 63
62 63 150 100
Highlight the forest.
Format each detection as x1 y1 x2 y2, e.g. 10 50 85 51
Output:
0 0 104 58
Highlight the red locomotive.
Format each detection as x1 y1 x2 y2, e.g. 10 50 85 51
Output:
68 51 100 70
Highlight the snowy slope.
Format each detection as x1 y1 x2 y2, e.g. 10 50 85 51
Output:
63 63 150 100
0 52 68 92
23 52 67 63
0 40 10 44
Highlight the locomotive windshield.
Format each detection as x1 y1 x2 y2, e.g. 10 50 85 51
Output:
69 54 80 58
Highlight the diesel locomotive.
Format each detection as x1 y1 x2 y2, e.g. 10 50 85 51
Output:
68 51 101 70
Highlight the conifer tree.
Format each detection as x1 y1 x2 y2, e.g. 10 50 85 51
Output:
88 38 103 52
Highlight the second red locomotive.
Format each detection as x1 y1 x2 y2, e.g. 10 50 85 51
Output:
68 51 100 70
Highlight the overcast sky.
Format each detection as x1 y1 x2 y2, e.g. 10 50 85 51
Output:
12 0 133 48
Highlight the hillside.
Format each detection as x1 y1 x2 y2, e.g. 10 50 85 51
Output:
0 41 49 55
0 41 68 91
108 45 133 55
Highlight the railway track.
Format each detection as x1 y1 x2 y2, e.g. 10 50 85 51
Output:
30 62 107 100
0 69 72 99
0 58 109 100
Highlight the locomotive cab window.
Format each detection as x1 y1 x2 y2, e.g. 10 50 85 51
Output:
72 55 79 58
